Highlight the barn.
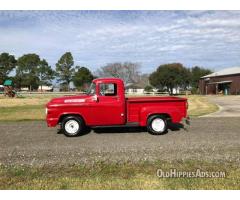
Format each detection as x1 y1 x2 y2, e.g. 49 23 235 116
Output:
199 67 240 95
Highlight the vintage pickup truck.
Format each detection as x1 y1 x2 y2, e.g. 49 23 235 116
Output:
46 78 189 137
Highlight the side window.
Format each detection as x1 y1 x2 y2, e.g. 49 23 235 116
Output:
99 83 117 96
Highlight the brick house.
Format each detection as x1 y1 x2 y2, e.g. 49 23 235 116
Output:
199 67 240 95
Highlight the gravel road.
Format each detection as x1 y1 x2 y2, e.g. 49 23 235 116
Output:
0 118 240 166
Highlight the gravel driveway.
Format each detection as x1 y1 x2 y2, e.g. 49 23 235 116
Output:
203 96 240 117
0 118 240 166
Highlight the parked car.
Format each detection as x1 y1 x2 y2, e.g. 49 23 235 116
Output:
46 78 189 137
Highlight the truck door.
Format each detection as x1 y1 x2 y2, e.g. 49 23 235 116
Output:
91 82 125 125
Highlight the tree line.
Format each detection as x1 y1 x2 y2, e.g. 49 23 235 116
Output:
149 63 212 94
95 62 212 94
0 52 94 91
0 51 212 94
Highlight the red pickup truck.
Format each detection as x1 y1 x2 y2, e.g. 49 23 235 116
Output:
46 78 189 137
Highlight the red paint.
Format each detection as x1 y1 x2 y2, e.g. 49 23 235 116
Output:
46 78 188 128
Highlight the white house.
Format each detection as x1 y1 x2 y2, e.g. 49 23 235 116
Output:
125 82 147 94
38 85 53 92
126 88 145 94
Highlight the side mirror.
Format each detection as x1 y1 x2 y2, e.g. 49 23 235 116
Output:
93 94 98 102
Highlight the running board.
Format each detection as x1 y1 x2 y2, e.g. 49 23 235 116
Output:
91 122 139 129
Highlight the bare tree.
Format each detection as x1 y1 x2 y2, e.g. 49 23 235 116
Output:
96 62 141 85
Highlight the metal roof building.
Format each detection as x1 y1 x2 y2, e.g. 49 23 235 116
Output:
199 67 240 95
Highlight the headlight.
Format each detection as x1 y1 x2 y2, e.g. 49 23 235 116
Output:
45 108 48 115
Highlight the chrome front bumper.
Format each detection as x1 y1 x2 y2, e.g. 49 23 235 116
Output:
181 116 190 131
185 116 190 125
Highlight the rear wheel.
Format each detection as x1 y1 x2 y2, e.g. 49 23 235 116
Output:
61 116 84 137
147 115 167 135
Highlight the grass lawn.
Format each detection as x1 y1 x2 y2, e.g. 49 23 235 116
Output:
185 95 219 117
0 95 58 121
0 95 218 121
0 160 239 189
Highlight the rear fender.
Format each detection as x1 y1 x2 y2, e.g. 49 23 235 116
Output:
139 106 182 126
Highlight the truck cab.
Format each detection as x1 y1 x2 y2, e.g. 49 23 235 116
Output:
46 78 189 137
87 78 126 125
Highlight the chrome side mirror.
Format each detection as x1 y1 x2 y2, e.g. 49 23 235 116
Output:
93 94 98 102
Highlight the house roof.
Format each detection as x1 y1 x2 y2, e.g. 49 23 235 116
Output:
125 83 143 89
125 81 150 89
201 67 240 78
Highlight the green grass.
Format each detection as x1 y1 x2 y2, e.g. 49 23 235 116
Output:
0 160 239 189
0 105 45 121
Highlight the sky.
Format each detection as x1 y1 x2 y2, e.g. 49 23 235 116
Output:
0 10 240 74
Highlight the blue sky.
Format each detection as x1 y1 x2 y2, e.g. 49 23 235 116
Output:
0 11 240 73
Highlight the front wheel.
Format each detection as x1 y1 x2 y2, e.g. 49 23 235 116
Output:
147 115 167 135
61 116 84 137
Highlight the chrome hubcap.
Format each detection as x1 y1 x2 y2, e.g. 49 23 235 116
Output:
151 118 165 132
65 120 79 135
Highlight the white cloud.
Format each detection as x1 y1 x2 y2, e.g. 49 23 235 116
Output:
0 11 240 73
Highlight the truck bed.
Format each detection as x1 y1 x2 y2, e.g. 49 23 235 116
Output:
126 96 187 124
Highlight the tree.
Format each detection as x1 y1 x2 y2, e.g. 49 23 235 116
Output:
0 53 17 84
144 85 153 92
38 59 55 91
96 62 141 85
16 54 41 90
73 66 94 91
149 63 191 95
56 52 74 91
191 66 212 91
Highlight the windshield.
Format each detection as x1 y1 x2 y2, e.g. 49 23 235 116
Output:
86 83 96 95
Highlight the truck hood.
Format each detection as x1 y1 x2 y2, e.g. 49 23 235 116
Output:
46 95 93 107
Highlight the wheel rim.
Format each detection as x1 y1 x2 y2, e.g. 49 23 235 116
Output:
151 118 165 132
65 120 80 135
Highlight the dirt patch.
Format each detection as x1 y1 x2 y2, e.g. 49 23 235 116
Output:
202 96 240 117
